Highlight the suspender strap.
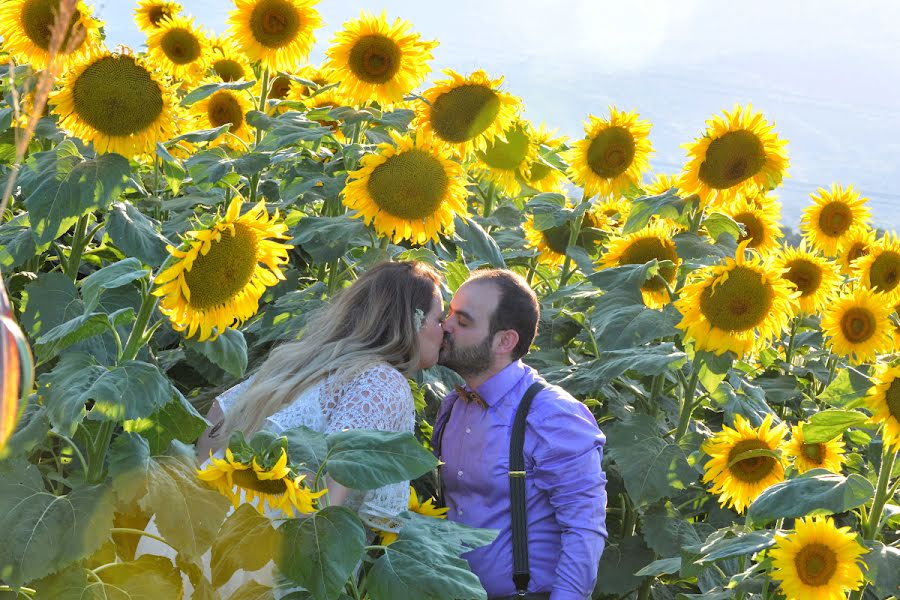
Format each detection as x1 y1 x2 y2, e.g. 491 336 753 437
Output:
509 382 546 595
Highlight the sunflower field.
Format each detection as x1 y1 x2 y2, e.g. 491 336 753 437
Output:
1 0 899 599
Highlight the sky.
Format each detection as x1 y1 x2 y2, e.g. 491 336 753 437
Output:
94 0 900 228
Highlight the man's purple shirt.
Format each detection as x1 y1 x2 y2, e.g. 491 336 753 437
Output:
432 360 608 600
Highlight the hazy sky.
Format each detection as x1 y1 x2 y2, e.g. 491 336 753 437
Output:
94 0 900 227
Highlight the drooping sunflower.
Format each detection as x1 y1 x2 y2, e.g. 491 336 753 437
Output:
208 37 253 82
134 0 182 32
377 486 448 545
772 242 841 316
565 107 653 200
342 130 469 244
865 362 900 452
768 516 866 600
722 194 783 255
146 14 211 83
839 227 877 276
679 104 789 208
474 119 539 197
783 423 846 474
414 69 521 156
800 184 871 257
325 11 438 107
227 0 322 73
50 48 179 156
189 80 254 149
523 208 609 268
643 172 680 196
522 123 568 194
153 198 292 341
702 413 787 514
674 241 799 357
197 448 324 516
600 221 681 308
820 287 894 365
293 63 333 97
0 0 102 69
854 231 900 301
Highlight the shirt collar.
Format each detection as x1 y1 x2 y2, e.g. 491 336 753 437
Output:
474 360 527 407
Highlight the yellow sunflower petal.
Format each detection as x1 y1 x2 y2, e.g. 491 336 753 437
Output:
227 0 323 73
800 183 871 257
820 287 894 365
0 0 102 69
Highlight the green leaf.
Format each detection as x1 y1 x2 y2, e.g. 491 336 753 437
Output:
34 312 118 362
695 530 776 563
747 469 875 525
106 201 172 267
38 351 105 435
211 504 278 588
227 580 275 600
0 224 39 269
622 189 687 235
80 257 147 312
702 212 743 242
325 430 439 490
443 252 471 293
367 538 487 600
290 215 368 262
559 345 686 395
392 511 498 556
281 426 328 476
803 409 871 444
30 564 101 599
181 80 255 106
108 432 151 506
635 557 682 577
594 535 656 596
605 414 695 506
83 360 176 422
816 367 873 408
452 214 506 268
641 502 704 558
863 541 900 599
124 390 210 457
257 113 334 151
90 554 184 598
21 271 82 338
276 506 366 600
0 460 115 586
185 328 248 378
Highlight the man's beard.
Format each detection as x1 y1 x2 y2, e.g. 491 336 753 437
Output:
438 332 493 377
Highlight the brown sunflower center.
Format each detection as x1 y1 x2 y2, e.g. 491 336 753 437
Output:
885 379 900 421
72 55 165 137
183 222 259 310
231 469 288 495
727 439 777 483
733 212 765 248
839 307 876 344
147 5 173 27
160 27 202 65
794 543 838 586
528 160 553 183
429 84 501 143
348 34 402 84
366 149 449 219
213 58 246 82
847 242 869 264
586 126 636 179
477 125 530 171
541 216 604 256
207 91 244 132
818 201 853 237
22 0 86 52
249 0 302 49
268 75 291 99
784 259 823 297
617 237 678 292
800 442 824 464
868 251 900 294
699 265 775 331
698 129 766 190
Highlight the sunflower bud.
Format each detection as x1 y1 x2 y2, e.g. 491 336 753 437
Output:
0 274 34 452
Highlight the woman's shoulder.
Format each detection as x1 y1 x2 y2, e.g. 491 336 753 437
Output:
353 362 408 387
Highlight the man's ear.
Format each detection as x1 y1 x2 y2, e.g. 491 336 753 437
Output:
493 329 519 356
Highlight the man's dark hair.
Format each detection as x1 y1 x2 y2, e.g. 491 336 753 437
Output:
468 269 539 361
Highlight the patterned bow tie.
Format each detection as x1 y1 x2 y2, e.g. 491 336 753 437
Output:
455 385 487 408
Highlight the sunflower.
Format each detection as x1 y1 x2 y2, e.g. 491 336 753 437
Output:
189 80 254 149
721 194 783 255
522 123 568 193
153 198 292 341
50 48 178 156
197 448 324 516
293 63 333 97
600 221 680 308
839 227 877 276
820 287 894 365
414 69 521 156
258 74 298 114
674 241 798 357
474 119 538 197
565 107 653 200
146 14 211 83
768 516 866 600
702 413 787 514
0 0 101 69
208 37 254 82
227 0 322 73
679 104 789 208
865 362 900 452
523 208 609 268
594 197 632 232
643 173 680 197
772 242 841 316
377 486 448 545
800 184 871 256
342 130 468 244
783 423 846 474
134 0 181 32
325 11 437 107
854 231 900 301
293 86 347 137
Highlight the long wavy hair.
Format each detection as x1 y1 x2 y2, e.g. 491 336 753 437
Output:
210 261 442 448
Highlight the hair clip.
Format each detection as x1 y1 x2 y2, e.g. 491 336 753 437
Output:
414 308 425 331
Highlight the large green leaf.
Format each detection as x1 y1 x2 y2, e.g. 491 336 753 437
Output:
20 271 82 337
558 344 686 394
594 534 656 596
79 257 147 312
30 564 105 599
863 541 900 599
185 328 248 378
34 309 133 362
391 511 498 556
124 390 210 454
89 554 184 599
452 214 506 268
256 112 335 151
803 409 871 444
694 530 776 563
0 460 115 586
281 425 328 476
0 224 39 269
746 469 875 525
84 360 176 422
211 504 278 588
291 215 368 263
640 502 704 558
622 189 687 234
325 430 439 490
38 351 106 435
227 581 275 600
816 367 873 408
105 201 172 267
276 506 365 600
108 432 151 506
181 80 255 106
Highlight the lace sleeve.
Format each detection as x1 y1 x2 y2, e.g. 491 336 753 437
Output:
322 364 415 532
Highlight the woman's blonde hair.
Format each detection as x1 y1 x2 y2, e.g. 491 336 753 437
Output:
210 261 441 447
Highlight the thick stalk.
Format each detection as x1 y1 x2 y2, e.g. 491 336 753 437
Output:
483 182 495 218
65 214 90 280
783 316 800 374
86 420 115 483
249 67 271 205
862 446 897 540
636 577 652 600
674 354 704 442
120 281 158 363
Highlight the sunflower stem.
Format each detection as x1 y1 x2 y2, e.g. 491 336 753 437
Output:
65 213 90 281
109 527 176 549
636 576 652 600
249 67 271 205
483 182 495 218
47 430 87 472
862 445 897 540
121 279 158 363
674 353 704 442
346 576 363 600
783 316 801 375
0 586 35 597
86 420 115 484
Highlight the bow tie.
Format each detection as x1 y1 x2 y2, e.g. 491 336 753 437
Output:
455 385 487 408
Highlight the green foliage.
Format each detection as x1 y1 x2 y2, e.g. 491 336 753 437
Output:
746 469 875 525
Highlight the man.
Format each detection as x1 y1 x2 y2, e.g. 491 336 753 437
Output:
432 269 607 600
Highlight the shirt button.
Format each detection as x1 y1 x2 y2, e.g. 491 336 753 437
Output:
465 427 471 434
457 470 464 478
